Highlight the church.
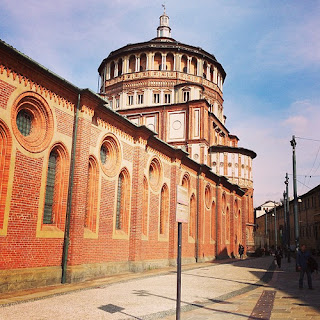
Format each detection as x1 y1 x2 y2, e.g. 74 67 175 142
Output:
0 10 256 293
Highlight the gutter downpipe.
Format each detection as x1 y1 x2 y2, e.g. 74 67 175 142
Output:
61 92 81 284
196 167 200 262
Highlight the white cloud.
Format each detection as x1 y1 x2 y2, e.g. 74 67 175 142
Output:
2 0 320 205
228 98 320 207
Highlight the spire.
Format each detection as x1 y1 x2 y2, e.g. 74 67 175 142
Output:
157 5 172 38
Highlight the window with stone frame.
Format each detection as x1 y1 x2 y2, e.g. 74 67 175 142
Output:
115 169 130 233
84 157 99 232
137 93 144 105
0 121 12 232
189 194 196 238
183 90 190 102
159 184 169 235
164 93 171 104
43 145 69 229
127 94 134 106
142 176 149 236
153 93 160 104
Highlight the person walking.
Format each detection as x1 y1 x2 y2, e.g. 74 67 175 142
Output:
275 247 282 268
238 244 244 259
296 244 313 289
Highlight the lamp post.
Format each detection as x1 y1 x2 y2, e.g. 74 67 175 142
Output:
285 173 290 262
290 135 299 251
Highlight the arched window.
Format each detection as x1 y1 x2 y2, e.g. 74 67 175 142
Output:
154 53 162 71
222 193 227 214
159 184 169 235
189 194 196 238
149 157 162 191
234 199 238 216
238 209 242 243
118 58 123 76
211 201 216 241
190 57 197 75
128 55 136 73
226 206 230 241
203 61 207 79
85 157 99 232
205 184 211 209
43 144 69 228
181 55 188 73
181 173 190 194
166 53 174 71
0 121 12 232
110 61 115 79
210 66 214 83
183 88 190 102
43 150 57 224
140 53 147 71
142 176 149 236
116 169 130 233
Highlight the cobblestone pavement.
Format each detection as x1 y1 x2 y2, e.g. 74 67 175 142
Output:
0 256 319 319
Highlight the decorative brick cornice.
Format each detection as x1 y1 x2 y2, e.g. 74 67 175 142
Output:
146 145 171 163
97 117 134 143
0 64 74 111
81 104 94 117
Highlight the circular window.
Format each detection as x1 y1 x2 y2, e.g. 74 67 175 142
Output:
149 157 162 191
17 109 33 136
12 92 54 153
100 134 121 177
100 145 108 164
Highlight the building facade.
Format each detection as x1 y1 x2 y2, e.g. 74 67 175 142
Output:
0 11 256 293
255 185 320 252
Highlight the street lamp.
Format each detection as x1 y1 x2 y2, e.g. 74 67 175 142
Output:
290 135 299 251
283 191 287 246
285 173 290 262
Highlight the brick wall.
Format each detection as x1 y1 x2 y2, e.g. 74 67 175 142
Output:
0 47 251 293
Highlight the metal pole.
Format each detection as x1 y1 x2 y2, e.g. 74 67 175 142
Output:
283 191 287 247
274 203 277 248
290 135 299 251
176 222 182 320
285 173 291 262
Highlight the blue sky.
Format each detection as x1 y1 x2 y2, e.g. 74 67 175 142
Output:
2 0 320 206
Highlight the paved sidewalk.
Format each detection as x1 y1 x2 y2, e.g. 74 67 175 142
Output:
0 256 319 319
164 256 320 320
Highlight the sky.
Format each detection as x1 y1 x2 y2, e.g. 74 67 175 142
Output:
1 0 320 207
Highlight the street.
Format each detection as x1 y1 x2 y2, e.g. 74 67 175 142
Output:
1 256 320 319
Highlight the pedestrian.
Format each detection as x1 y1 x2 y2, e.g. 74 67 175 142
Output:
275 247 282 268
238 243 244 259
296 244 313 290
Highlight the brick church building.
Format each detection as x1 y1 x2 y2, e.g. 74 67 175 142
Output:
0 10 256 293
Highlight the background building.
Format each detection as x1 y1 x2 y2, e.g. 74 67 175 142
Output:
0 11 256 293
255 185 320 252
